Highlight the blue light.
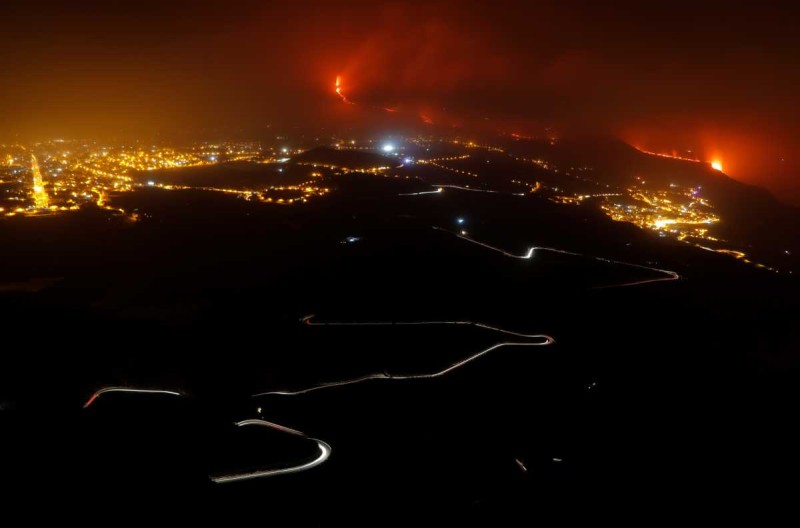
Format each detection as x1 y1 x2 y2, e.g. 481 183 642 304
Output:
456 217 465 225
382 143 395 153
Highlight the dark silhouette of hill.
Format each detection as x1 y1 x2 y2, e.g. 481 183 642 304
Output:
131 161 311 188
291 147 397 170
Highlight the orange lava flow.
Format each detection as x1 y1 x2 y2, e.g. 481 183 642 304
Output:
335 75 354 105
634 146 701 163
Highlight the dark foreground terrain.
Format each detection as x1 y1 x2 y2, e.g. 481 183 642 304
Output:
1 149 799 524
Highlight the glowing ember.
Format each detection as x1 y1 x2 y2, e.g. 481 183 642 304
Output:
711 160 723 172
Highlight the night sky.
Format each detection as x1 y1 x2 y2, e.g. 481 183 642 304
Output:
2 1 799 202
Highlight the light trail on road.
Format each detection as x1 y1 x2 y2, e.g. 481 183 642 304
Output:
82 388 331 483
398 184 523 197
210 419 332 483
83 387 183 408
398 187 444 196
234 418 305 437
301 314 550 339
426 160 480 178
432 226 680 287
434 184 503 194
252 315 553 398
690 242 779 273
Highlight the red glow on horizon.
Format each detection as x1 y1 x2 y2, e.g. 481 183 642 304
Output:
632 144 725 174
634 146 701 163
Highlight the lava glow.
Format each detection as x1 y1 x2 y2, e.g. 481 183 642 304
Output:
634 146 701 163
711 160 723 172
335 75 353 105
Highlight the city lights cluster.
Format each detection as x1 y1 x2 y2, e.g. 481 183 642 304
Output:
510 179 542 194
599 184 719 240
295 161 392 174
150 180 331 205
0 141 327 219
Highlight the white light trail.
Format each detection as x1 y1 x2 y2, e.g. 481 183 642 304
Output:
435 184 502 194
433 227 680 287
398 187 444 196
235 418 305 437
252 315 553 397
83 387 183 408
398 184 523 197
301 314 550 339
210 419 331 484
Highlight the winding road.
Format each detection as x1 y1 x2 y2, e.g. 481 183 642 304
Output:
210 419 332 484
252 315 554 398
432 226 680 287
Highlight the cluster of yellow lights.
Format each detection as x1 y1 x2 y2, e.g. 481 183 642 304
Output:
513 156 554 171
417 154 470 164
551 195 585 205
449 139 505 153
600 185 719 239
1 137 775 275
510 179 542 193
30 155 49 209
599 183 777 272
419 155 479 178
150 179 331 205
1 142 324 219
109 149 206 171
548 192 621 205
295 161 391 174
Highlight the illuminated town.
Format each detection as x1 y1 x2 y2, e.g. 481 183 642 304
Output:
598 183 719 241
0 140 331 218
0 136 785 272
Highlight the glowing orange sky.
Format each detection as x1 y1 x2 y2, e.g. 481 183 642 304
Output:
0 0 798 203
